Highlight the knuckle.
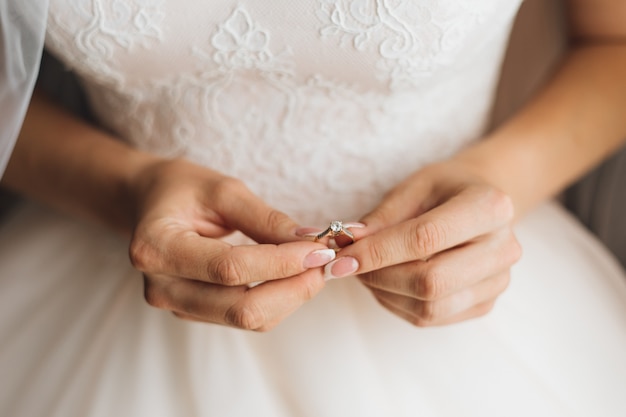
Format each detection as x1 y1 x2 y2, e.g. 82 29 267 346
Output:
366 240 395 271
495 228 522 267
414 265 446 300
216 176 246 195
213 177 247 206
143 280 169 310
261 208 291 232
128 237 155 272
410 221 446 256
225 303 266 330
272 257 301 281
416 300 440 323
212 254 247 286
298 277 321 302
486 188 515 223
476 301 496 317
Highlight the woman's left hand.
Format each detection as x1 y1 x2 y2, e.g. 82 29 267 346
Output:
324 159 522 327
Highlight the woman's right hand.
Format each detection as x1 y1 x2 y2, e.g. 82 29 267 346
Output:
128 158 335 331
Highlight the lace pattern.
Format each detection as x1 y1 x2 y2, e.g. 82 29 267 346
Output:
46 0 164 87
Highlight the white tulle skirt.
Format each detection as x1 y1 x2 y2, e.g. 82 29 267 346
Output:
1 200 626 417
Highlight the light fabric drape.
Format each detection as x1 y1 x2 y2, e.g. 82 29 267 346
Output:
0 0 48 176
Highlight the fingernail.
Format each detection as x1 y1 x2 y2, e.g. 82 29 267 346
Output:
303 249 336 269
324 257 359 280
295 227 324 238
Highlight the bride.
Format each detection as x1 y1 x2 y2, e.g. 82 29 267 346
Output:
1 0 626 415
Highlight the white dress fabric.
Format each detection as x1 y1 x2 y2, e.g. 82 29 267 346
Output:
2 1 626 416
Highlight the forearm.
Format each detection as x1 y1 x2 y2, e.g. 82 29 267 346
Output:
457 42 626 218
1 90 160 234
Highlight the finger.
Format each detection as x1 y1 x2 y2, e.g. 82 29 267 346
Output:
427 300 497 326
359 227 521 299
327 186 515 278
209 177 302 244
144 269 326 331
359 173 435 235
171 311 213 323
369 272 510 325
130 229 335 285
377 297 497 328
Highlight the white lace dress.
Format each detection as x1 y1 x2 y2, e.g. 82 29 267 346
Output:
2 1 626 416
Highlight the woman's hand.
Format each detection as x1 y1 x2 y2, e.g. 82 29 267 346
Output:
128 158 335 331
323 159 522 327
4 93 334 331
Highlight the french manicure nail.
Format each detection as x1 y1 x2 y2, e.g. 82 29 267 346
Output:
324 257 359 281
303 249 336 269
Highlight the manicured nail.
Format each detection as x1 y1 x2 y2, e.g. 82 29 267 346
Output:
303 249 336 269
324 257 359 280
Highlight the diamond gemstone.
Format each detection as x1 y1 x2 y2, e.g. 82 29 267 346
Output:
330 221 343 233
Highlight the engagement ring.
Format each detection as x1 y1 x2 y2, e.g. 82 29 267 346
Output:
315 220 354 244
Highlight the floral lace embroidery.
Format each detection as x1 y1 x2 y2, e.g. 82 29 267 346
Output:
316 0 499 89
47 0 164 86
206 7 291 74
183 7 298 148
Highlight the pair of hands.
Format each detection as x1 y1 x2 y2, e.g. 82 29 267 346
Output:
129 158 521 331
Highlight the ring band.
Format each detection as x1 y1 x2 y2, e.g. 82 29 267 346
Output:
314 220 355 243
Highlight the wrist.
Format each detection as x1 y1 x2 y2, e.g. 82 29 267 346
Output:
120 151 168 235
446 149 538 224
445 139 527 218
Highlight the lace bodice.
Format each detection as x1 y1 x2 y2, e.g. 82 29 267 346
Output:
45 0 522 225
